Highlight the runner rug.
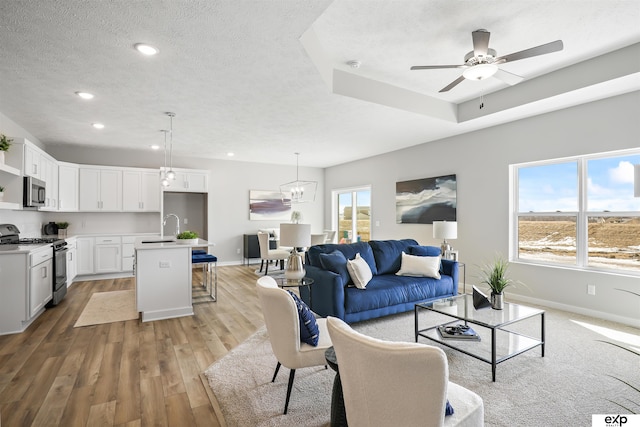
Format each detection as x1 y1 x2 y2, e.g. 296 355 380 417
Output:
74 290 138 327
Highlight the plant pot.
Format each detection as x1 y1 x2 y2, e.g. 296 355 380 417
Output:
491 292 504 310
177 238 199 245
0 151 5 164
58 229 68 238
0 191 4 202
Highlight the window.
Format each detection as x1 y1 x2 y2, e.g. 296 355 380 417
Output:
512 150 640 274
333 187 371 243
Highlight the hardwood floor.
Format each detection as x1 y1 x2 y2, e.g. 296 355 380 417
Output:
0 265 266 427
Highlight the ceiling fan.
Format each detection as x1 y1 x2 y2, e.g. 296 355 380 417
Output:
410 29 563 92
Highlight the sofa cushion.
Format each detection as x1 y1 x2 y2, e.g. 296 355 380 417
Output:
344 274 455 315
307 242 378 275
407 245 441 257
287 291 319 346
369 239 419 275
396 252 441 279
346 253 373 289
319 250 351 285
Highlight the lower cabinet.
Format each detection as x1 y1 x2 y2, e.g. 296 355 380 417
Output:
66 238 77 285
76 237 94 275
75 234 159 277
29 248 53 318
94 236 122 273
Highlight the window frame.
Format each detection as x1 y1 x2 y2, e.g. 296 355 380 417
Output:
332 185 372 243
510 149 640 275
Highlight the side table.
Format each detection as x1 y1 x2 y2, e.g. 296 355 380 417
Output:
276 277 314 309
325 347 348 427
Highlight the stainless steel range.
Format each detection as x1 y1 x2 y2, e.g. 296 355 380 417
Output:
0 224 68 306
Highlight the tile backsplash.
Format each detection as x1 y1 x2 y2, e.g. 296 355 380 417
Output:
0 210 45 237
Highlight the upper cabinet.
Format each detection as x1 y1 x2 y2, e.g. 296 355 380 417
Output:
79 167 122 211
23 143 42 179
58 162 79 211
40 155 58 211
122 169 161 212
162 167 209 193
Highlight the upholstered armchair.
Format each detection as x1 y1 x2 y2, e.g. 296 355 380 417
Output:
257 232 290 275
256 276 333 414
327 316 484 427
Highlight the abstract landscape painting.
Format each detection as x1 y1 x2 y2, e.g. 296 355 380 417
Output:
249 190 291 220
396 175 457 224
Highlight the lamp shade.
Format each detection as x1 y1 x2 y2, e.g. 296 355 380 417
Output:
635 164 640 198
280 223 311 247
433 221 457 240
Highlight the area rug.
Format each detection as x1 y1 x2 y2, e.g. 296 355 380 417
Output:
74 290 138 327
204 305 639 427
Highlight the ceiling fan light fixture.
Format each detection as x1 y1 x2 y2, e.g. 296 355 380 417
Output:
462 63 498 80
134 43 159 56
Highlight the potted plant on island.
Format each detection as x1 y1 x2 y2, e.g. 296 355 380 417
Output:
176 230 198 245
56 222 70 238
0 134 12 164
479 255 515 310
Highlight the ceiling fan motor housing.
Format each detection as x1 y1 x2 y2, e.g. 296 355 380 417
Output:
464 48 497 65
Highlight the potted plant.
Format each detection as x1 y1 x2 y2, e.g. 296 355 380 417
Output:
56 222 69 238
176 230 198 245
0 134 12 164
291 210 303 224
479 255 515 310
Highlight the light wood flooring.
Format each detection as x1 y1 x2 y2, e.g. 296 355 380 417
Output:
0 264 267 427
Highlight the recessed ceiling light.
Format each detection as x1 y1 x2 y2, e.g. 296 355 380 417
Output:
92 123 105 129
75 91 94 99
150 145 160 150
227 152 235 157
134 43 159 56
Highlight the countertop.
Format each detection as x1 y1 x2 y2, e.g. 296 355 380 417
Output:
134 238 215 250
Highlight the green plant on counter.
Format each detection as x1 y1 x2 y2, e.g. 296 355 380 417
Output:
56 222 69 229
0 134 12 151
176 230 198 239
0 186 4 192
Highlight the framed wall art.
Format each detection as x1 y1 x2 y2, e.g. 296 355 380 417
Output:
396 174 457 224
249 190 292 221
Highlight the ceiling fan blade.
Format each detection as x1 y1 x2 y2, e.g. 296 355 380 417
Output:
495 40 563 64
493 68 524 85
439 75 466 92
472 29 490 57
410 65 466 70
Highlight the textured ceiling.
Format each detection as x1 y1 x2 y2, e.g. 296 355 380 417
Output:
0 1 638 168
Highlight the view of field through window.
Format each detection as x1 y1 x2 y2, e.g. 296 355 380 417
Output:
338 190 371 243
517 153 640 272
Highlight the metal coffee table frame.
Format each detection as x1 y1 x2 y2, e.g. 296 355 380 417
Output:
415 294 545 381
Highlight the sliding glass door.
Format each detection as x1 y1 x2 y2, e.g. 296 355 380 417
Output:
334 187 371 243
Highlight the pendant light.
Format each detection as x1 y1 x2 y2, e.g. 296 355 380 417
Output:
280 152 317 204
160 129 170 187
165 112 176 181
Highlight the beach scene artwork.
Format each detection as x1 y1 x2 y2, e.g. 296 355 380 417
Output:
396 175 457 224
249 190 291 220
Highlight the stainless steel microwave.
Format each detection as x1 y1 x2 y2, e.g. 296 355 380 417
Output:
23 176 46 208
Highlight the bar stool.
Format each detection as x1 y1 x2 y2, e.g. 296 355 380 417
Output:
192 253 217 302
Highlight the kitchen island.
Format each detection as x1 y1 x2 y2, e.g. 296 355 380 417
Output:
134 237 215 322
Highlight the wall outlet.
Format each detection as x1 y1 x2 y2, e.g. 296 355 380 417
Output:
236 248 241 254
587 284 596 295
375 221 380 227
184 218 188 224
159 261 171 268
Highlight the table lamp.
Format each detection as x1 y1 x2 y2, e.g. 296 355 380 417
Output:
433 221 457 255
280 223 311 281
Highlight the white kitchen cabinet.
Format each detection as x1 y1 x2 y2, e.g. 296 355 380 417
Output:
76 237 94 275
24 143 41 179
121 235 136 273
29 247 53 318
40 155 58 210
123 169 161 212
94 236 122 273
58 162 79 211
79 167 122 211
66 238 77 285
162 167 208 193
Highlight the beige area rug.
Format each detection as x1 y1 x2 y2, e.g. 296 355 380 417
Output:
74 290 138 327
204 306 640 427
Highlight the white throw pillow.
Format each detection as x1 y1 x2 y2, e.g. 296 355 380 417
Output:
346 253 373 289
396 252 441 279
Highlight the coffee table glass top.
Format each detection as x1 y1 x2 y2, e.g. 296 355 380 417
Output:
417 294 544 328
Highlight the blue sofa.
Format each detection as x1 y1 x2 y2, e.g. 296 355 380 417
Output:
301 239 458 323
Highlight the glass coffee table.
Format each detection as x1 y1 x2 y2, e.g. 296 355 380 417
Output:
415 294 545 381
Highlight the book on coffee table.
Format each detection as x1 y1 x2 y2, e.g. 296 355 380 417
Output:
437 324 481 341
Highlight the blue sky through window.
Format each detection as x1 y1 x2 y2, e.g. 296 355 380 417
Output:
519 154 640 212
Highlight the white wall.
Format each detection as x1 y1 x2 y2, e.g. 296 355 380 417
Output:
325 92 640 326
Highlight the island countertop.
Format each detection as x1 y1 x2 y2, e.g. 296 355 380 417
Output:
134 237 215 250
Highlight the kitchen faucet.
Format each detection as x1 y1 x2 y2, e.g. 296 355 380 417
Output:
163 213 180 236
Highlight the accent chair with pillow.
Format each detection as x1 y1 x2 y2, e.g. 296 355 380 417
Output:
327 316 484 427
256 276 332 414
303 239 458 322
